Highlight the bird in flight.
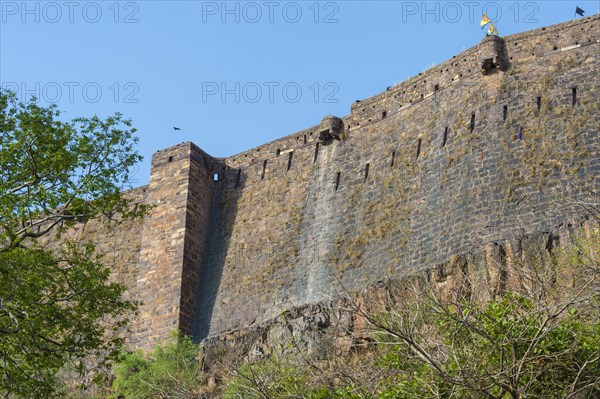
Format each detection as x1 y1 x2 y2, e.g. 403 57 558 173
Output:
173 127 181 131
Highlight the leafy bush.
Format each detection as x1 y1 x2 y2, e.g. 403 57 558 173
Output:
112 335 208 399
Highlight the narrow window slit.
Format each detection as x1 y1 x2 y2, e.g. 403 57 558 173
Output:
536 96 542 112
261 160 267 180
434 84 440 91
235 169 241 188
390 151 396 167
364 163 370 181
276 149 281 156
442 127 448 148
313 142 320 163
213 173 219 182
416 139 422 159
168 156 173 163
572 87 577 106
382 111 387 118
335 172 341 191
287 151 293 171
303 135 307 144
470 114 476 133
503 105 508 121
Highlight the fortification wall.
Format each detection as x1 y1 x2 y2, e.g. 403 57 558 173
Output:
191 15 600 339
37 16 599 349
199 220 599 365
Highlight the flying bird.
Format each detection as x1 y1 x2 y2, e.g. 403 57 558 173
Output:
173 127 181 131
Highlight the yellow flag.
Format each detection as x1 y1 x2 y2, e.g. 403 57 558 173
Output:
487 22 498 36
480 13 490 28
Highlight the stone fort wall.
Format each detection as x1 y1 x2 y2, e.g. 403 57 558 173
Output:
45 15 600 349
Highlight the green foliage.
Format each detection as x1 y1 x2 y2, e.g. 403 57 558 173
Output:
0 89 143 250
230 289 598 398
0 244 136 398
223 359 315 399
112 335 208 399
373 292 600 398
0 90 142 397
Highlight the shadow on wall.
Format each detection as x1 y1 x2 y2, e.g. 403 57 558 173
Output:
191 168 242 340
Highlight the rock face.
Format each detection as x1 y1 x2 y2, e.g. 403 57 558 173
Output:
41 15 600 351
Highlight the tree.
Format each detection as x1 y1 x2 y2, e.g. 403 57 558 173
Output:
364 229 600 399
0 90 142 398
0 90 142 250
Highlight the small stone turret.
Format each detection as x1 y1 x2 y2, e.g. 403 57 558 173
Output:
318 115 345 144
479 35 509 74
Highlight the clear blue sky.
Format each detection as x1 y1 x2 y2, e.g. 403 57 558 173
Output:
1 0 598 186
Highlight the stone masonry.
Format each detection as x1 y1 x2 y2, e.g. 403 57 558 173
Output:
45 16 600 350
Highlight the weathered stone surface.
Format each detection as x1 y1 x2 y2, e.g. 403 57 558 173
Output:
41 15 600 351
199 222 598 363
197 222 598 368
